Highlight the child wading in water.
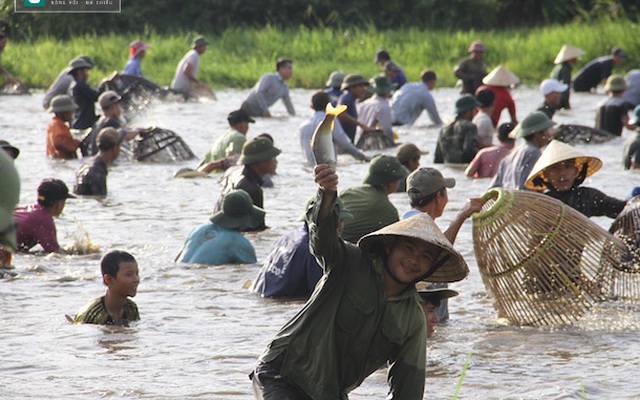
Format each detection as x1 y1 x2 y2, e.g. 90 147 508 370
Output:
73 250 140 326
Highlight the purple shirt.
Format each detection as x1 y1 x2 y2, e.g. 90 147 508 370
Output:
14 203 60 253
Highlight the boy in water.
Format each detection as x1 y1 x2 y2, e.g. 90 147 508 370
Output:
74 250 140 326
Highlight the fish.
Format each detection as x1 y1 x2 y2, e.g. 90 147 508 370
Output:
310 103 347 168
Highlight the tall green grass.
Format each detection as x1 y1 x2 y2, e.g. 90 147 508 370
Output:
4 19 639 89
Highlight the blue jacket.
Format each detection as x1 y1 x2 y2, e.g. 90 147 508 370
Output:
176 222 256 265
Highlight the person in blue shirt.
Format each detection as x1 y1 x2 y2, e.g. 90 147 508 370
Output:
123 40 151 77
249 198 352 299
175 189 264 265
324 70 345 105
374 48 407 88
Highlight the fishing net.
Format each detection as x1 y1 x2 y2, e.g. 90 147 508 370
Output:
554 124 616 145
356 129 394 150
131 128 195 162
472 188 628 326
105 74 167 125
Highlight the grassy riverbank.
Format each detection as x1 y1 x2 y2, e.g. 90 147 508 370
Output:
5 19 639 90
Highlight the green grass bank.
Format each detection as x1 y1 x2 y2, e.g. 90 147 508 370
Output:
5 19 639 90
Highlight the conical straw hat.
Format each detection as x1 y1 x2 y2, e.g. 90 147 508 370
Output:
358 213 469 283
482 65 520 87
554 44 586 64
525 140 602 190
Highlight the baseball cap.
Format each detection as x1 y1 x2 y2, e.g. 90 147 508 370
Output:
98 91 122 110
37 179 76 203
540 79 568 96
407 168 455 200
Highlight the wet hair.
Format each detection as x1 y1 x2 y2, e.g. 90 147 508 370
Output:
311 91 331 111
276 58 292 71
498 123 515 142
409 188 445 208
420 69 437 83
476 88 495 107
423 297 442 307
101 250 136 281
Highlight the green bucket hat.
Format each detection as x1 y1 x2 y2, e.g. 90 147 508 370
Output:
0 150 20 251
515 111 557 138
363 155 408 186
210 189 265 230
238 137 281 165
340 74 369 91
604 74 626 92
47 94 79 113
368 75 397 95
66 58 92 73
193 36 209 48
455 94 481 114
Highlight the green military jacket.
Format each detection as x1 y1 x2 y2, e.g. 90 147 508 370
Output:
259 190 427 400
434 118 479 164
339 185 399 244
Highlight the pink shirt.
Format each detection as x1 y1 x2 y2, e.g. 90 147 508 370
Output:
14 203 60 253
465 142 514 179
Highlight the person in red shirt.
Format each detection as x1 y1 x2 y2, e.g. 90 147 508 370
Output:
476 65 519 128
46 95 80 159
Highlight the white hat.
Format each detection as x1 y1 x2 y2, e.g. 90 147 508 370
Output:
482 65 519 87
554 44 585 64
525 140 602 191
540 79 568 96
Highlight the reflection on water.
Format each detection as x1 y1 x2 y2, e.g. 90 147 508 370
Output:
2 88 640 399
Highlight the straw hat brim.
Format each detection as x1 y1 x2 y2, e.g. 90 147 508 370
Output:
482 65 520 87
358 213 469 283
554 45 586 64
525 140 602 190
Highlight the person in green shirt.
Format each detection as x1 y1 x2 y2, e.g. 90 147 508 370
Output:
73 250 140 326
197 109 256 173
251 163 469 400
339 154 407 243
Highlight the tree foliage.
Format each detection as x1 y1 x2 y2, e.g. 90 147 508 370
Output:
0 0 638 39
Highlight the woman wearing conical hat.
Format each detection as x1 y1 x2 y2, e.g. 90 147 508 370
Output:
475 65 519 128
550 44 585 110
525 139 626 218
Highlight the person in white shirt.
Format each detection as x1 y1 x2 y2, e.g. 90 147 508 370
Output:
171 37 210 98
473 88 495 148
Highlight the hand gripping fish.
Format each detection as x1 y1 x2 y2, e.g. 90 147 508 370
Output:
310 103 347 168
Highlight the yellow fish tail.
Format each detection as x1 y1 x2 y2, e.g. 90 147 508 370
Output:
325 103 347 117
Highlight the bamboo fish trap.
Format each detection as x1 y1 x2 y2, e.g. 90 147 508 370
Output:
608 196 640 299
105 75 167 125
472 188 628 326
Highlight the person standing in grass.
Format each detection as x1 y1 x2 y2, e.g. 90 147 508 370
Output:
73 250 140 326
241 58 296 118
454 41 487 95
171 36 210 98
550 44 584 110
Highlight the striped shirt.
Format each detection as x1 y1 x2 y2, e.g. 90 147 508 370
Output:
74 296 140 326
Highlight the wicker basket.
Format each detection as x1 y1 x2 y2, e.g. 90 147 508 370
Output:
609 196 640 299
472 188 628 326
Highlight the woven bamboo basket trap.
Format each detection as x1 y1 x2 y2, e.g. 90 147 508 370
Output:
472 188 634 326
609 196 640 299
